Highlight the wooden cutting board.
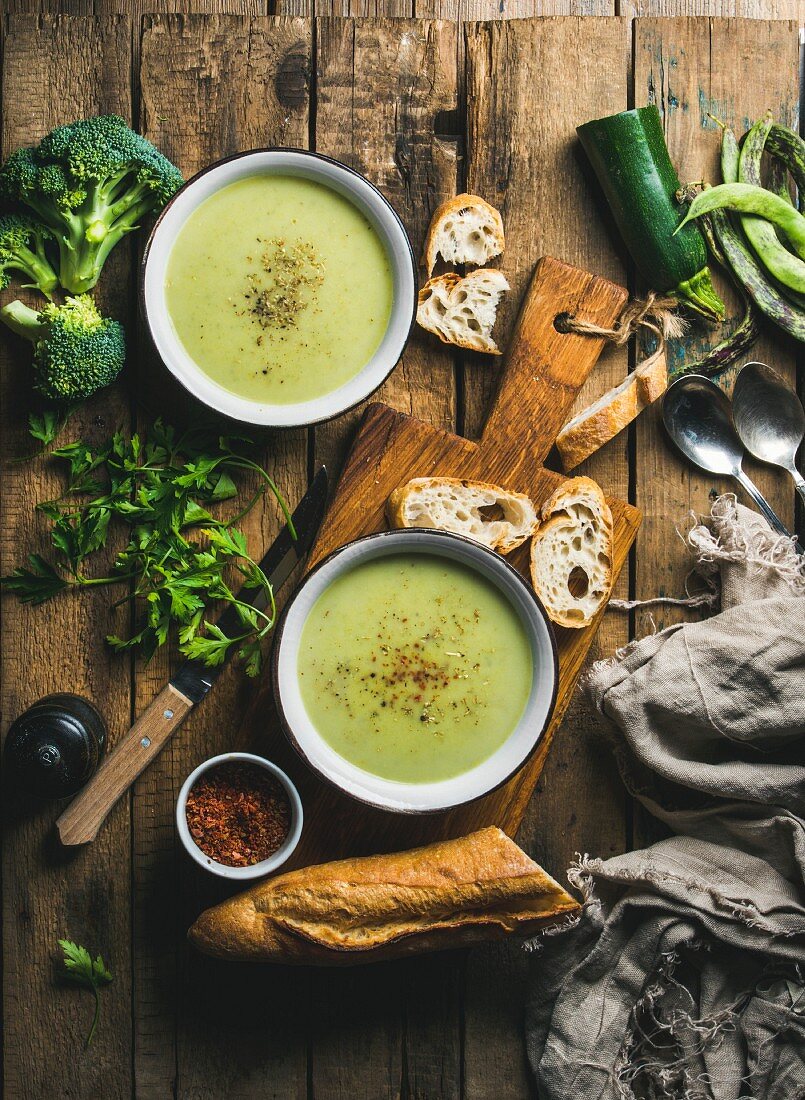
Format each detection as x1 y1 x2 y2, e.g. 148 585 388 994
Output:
244 255 641 866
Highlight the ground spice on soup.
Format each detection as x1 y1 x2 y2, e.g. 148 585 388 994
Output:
185 761 291 867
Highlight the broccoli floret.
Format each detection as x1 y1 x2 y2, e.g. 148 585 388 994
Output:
1 294 125 401
0 213 58 297
0 116 183 295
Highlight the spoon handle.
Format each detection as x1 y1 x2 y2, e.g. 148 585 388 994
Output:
790 466 805 509
734 469 796 541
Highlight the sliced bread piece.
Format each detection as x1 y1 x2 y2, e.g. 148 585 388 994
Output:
555 349 667 472
530 476 614 629
417 269 509 354
387 477 537 554
423 194 505 275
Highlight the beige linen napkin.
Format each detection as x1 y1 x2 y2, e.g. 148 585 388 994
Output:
526 497 805 1100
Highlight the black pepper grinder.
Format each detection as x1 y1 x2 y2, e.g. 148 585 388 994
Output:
4 694 107 799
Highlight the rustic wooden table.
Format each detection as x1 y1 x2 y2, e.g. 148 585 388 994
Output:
1 3 801 1098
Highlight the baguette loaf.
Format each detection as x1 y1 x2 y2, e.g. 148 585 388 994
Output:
423 193 505 275
387 477 537 554
417 269 509 354
530 476 614 629
188 827 579 966
556 349 667 471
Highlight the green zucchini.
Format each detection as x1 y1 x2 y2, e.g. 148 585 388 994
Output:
577 105 725 322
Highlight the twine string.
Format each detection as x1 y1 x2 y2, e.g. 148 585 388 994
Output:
558 292 686 349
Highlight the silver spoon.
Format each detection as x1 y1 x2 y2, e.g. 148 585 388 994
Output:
732 362 805 508
662 374 795 542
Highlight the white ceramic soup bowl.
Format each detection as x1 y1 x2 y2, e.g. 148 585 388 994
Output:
141 148 417 427
272 529 559 814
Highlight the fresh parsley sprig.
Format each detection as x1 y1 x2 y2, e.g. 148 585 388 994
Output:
58 940 113 1047
3 420 293 675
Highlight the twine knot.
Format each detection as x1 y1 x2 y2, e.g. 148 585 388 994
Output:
560 291 687 348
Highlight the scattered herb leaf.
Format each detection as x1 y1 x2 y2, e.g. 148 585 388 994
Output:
58 939 113 1047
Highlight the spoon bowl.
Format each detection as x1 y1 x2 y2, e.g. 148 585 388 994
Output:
663 374 744 478
733 362 805 506
662 374 795 542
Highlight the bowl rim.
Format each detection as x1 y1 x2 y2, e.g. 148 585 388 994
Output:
271 528 560 814
175 751 304 880
139 146 418 428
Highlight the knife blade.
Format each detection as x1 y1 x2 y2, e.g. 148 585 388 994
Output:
55 467 329 847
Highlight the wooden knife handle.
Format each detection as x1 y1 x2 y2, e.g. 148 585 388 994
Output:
55 683 194 847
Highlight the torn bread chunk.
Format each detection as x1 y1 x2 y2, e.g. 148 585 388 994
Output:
387 477 537 554
417 269 509 354
423 194 505 275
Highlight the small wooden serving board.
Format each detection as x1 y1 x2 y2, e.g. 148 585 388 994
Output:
243 256 641 867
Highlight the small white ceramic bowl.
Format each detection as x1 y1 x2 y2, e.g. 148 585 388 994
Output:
141 148 417 427
272 529 559 814
176 752 303 880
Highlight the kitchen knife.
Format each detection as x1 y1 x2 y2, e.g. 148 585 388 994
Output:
55 467 329 847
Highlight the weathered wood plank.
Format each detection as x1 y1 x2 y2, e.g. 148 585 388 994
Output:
314 18 458 479
625 0 802 16
306 19 459 1099
4 1 270 12
136 14 311 1099
417 0 614 18
631 16 800 852
310 0 412 14
0 14 134 1100
461 17 631 1097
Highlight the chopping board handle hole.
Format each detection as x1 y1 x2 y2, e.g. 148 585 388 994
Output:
553 311 574 334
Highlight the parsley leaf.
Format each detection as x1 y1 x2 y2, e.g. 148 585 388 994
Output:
58 940 113 1047
29 408 64 446
3 554 70 604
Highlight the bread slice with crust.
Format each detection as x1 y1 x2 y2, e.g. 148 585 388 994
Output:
417 269 509 354
555 349 667 472
423 194 505 275
387 477 537 554
530 476 614 629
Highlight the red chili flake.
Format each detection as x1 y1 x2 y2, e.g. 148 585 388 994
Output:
185 762 292 867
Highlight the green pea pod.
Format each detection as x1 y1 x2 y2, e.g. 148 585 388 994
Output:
736 115 800 281
678 182 805 292
704 207 805 341
720 126 740 185
720 126 805 306
767 158 794 206
766 123 805 197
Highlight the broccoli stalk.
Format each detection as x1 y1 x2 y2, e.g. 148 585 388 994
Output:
1 295 126 402
2 300 47 338
0 116 183 295
0 213 58 298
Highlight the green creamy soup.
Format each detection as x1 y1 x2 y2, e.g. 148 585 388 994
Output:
297 554 534 783
164 175 393 404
